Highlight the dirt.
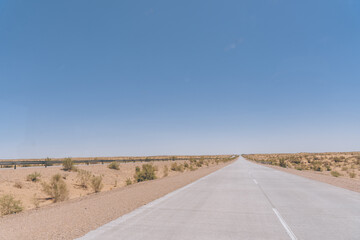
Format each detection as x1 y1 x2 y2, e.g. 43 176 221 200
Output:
0 160 196 211
0 161 233 240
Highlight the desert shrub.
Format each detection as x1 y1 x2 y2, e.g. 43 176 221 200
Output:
13 182 23 189
126 178 132 185
76 169 92 189
42 174 69 202
62 157 75 171
90 175 103 193
135 166 140 173
333 157 343 163
171 163 184 172
349 172 356 178
196 161 202 167
163 165 169 177
184 162 189 168
134 164 157 182
279 159 286 168
189 165 197 171
314 166 322 171
341 166 348 171
108 162 120 170
331 171 341 177
0 195 23 216
26 172 41 182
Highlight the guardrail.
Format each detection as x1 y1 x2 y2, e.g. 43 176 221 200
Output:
0 155 238 169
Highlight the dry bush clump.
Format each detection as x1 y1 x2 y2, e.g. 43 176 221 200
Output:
163 165 169 177
134 164 157 182
76 169 92 189
0 195 23 216
42 174 69 202
26 172 41 182
13 182 23 189
171 163 184 172
90 175 103 193
126 178 132 185
331 171 341 177
62 157 75 171
108 162 120 170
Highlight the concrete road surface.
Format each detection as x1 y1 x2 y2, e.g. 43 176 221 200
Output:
79 157 360 240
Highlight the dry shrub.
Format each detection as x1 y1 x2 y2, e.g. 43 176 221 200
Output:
163 165 169 177
349 172 356 178
76 169 92 189
13 182 23 189
26 172 41 182
171 163 184 172
126 178 132 185
42 174 69 202
134 164 157 182
0 195 23 216
62 157 75 171
90 175 103 193
108 162 120 170
331 171 341 177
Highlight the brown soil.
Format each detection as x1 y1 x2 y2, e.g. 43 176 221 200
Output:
0 161 233 240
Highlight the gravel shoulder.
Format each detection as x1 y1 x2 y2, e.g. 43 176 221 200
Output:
249 160 360 193
0 161 233 240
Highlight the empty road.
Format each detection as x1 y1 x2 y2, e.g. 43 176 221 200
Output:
79 157 360 240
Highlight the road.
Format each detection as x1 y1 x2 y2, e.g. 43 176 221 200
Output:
79 157 360 240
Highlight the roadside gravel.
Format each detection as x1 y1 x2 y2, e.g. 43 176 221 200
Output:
0 162 233 240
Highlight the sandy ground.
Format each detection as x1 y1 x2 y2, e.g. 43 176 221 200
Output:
0 160 198 211
0 160 233 240
251 160 360 193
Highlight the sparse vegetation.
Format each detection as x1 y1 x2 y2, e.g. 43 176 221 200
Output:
126 178 132 185
90 175 103 193
108 162 120 170
76 169 92 189
279 159 286 168
163 165 169 177
243 152 360 179
134 164 157 182
349 172 356 178
0 195 23 216
26 172 41 182
42 174 69 202
171 162 184 172
62 157 75 171
13 182 23 189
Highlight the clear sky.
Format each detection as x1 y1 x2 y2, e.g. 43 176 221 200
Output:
1 0 360 159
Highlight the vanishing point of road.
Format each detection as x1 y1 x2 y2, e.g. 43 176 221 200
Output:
79 157 360 240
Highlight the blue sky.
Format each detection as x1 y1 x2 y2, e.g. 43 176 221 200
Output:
1 0 360 158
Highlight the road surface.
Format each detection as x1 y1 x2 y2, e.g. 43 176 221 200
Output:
79 157 360 240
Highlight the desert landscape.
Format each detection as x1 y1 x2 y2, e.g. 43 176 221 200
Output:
242 152 360 179
0 155 236 216
242 152 360 193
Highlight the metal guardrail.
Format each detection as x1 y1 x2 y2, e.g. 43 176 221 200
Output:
0 155 238 169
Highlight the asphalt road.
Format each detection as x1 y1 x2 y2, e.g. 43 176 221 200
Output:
79 157 360 240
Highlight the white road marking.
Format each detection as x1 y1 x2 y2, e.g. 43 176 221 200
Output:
253 179 258 184
272 208 297 240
